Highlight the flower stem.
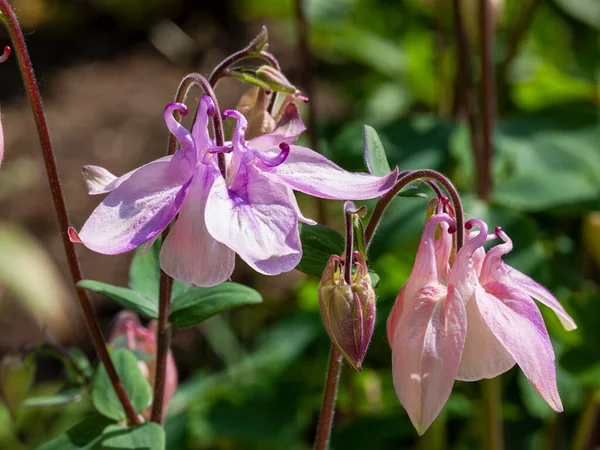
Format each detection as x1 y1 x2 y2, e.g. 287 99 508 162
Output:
478 0 495 200
343 202 355 284
365 169 465 251
481 377 504 450
571 389 599 450
150 267 173 424
0 1 140 425
314 345 343 450
166 73 227 177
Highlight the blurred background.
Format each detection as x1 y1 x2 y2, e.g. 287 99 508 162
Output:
0 0 599 448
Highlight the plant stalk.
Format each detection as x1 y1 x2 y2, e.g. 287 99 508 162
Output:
150 267 173 424
571 389 599 450
314 345 343 450
481 377 504 450
479 0 495 200
0 1 141 425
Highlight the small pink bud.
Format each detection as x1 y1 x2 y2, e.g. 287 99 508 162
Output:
318 252 376 371
108 311 178 419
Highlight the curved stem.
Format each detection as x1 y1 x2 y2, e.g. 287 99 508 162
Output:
314 345 343 450
343 203 355 284
0 1 140 425
571 389 599 450
167 73 226 177
365 169 465 249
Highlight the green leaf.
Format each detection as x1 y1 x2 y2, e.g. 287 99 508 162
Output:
23 387 84 408
169 283 263 328
77 280 158 320
297 224 345 277
93 349 152 421
129 238 189 301
100 423 165 450
363 125 392 177
0 353 35 418
37 415 114 450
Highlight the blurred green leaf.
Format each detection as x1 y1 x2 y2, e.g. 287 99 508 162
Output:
0 354 35 418
297 224 344 277
77 280 158 320
65 349 93 385
518 368 583 419
37 415 114 450
129 239 188 301
100 423 165 450
363 125 392 177
553 0 600 29
169 283 262 328
92 349 152 421
23 388 84 409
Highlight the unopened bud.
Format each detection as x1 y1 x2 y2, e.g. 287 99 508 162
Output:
318 252 376 371
109 311 178 419
235 87 276 140
248 26 269 54
255 66 297 94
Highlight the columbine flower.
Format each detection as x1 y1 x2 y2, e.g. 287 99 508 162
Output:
108 311 178 419
70 96 398 286
319 252 376 371
387 210 576 434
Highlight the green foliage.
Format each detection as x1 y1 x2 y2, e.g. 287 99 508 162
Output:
37 416 114 450
297 224 345 277
0 354 35 418
363 125 392 177
169 283 263 328
78 280 159 319
92 349 152 421
100 423 165 450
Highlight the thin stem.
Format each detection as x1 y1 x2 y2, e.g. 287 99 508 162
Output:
451 0 484 198
166 73 226 177
479 0 495 200
481 378 504 450
150 267 173 424
314 345 343 450
571 389 599 450
343 203 354 284
365 169 465 250
0 1 141 425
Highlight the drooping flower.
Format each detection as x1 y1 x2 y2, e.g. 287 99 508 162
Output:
108 311 178 419
70 96 398 286
387 210 576 434
319 251 376 371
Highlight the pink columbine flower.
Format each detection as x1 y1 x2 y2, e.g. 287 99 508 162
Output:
387 211 576 434
108 311 178 419
70 96 398 286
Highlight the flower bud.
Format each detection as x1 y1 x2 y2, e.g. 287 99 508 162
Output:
108 311 178 419
255 65 297 94
318 252 376 371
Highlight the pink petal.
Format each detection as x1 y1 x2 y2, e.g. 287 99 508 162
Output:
391 283 466 435
191 96 216 151
259 145 399 200
82 156 172 195
160 165 235 287
476 281 563 412
387 285 406 346
481 228 576 331
456 293 515 381
286 188 316 225
76 160 192 254
434 222 453 285
205 166 301 275
404 213 455 302
249 102 306 150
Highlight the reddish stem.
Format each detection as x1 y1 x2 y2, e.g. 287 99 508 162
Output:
0 1 140 425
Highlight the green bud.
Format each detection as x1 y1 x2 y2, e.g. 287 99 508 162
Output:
318 252 376 371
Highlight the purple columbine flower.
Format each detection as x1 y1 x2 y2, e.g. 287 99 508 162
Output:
70 96 398 287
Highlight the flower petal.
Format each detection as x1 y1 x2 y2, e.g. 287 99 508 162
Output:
391 283 466 435
160 165 235 287
249 102 306 150
405 213 455 302
387 285 406 346
205 166 302 275
76 160 192 254
259 145 398 200
456 290 515 381
481 228 577 331
82 156 172 195
476 281 563 412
